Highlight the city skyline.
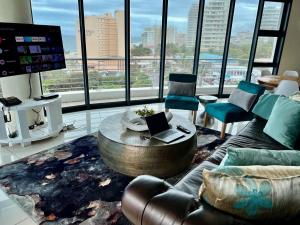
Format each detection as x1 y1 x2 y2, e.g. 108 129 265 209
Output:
32 0 271 53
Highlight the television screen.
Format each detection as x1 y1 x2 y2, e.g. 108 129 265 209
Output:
0 22 66 77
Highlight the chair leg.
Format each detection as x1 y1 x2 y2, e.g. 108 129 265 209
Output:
221 123 227 139
192 110 197 124
165 108 169 112
203 112 208 127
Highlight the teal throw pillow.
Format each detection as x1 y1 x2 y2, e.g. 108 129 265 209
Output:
263 96 300 149
221 147 300 166
252 93 280 120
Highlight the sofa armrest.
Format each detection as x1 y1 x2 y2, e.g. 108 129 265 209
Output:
122 175 172 224
122 175 198 225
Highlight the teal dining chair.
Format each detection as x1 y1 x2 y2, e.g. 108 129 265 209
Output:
165 73 199 124
204 81 265 139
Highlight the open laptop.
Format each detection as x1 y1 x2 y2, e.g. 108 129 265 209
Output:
145 112 184 143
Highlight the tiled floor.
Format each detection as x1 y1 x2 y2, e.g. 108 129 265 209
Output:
0 102 248 225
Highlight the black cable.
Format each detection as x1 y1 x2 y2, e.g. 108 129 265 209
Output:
28 73 32 99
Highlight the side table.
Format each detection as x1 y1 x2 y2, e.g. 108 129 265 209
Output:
198 95 218 126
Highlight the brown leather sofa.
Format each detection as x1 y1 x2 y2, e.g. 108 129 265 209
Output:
122 118 300 225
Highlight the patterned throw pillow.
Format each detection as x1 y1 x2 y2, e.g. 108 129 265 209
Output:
199 166 300 220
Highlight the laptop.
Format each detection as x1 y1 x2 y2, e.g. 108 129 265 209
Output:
145 112 184 143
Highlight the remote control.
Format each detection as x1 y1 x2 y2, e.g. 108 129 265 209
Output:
177 125 191 134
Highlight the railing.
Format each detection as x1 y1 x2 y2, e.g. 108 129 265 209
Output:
0 57 258 105
41 57 250 93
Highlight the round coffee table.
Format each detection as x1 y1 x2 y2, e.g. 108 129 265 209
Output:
198 95 218 126
98 112 197 178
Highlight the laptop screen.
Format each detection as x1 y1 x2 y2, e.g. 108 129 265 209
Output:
145 112 170 136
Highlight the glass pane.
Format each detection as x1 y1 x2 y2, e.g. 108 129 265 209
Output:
260 2 284 30
197 0 231 95
251 67 273 83
254 37 277 63
223 0 259 92
31 0 84 107
164 0 198 96
130 0 163 100
83 1 125 104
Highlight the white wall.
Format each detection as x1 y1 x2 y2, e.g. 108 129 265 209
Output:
279 0 300 75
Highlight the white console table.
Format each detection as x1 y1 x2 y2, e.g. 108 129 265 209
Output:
0 97 63 147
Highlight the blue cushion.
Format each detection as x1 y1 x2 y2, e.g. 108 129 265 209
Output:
205 103 254 123
165 95 199 111
169 73 197 83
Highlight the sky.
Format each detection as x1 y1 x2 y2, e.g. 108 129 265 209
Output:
31 0 269 52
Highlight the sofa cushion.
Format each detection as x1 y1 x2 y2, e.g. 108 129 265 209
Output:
264 96 300 149
252 93 280 120
200 166 300 220
221 148 300 166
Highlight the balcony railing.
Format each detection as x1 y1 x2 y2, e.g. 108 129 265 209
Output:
0 57 259 106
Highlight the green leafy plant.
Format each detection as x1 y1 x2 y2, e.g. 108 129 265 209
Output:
135 106 155 117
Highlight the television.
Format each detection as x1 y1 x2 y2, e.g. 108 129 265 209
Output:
0 22 66 77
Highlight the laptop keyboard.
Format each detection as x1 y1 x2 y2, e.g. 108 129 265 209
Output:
156 130 177 139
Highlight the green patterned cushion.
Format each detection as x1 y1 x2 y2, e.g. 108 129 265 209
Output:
221 147 300 166
200 166 300 220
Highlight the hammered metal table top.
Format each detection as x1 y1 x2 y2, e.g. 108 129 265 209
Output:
98 112 196 147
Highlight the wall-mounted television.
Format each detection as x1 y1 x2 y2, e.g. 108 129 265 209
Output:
0 22 66 78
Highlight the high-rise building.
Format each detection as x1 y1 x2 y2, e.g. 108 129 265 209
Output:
187 0 230 50
201 0 230 50
261 5 283 30
187 3 199 48
141 26 178 49
76 11 124 58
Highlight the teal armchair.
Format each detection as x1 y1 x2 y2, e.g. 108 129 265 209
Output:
165 73 199 123
204 81 265 139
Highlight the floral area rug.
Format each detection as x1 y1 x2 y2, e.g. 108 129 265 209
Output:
0 126 230 225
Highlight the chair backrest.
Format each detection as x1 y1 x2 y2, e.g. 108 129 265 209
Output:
274 80 299 96
283 70 299 78
238 80 265 96
169 73 197 83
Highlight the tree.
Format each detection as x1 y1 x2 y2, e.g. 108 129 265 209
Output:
131 44 152 56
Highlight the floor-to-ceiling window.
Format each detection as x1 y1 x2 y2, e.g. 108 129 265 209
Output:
163 0 199 96
197 0 231 95
130 0 163 100
252 1 285 83
83 0 126 104
31 0 85 108
223 0 259 94
30 0 292 111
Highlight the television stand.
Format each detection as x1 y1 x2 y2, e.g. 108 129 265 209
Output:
0 96 63 147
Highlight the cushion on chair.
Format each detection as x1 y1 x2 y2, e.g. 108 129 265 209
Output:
228 88 257 112
205 103 254 123
168 81 195 96
165 95 199 111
